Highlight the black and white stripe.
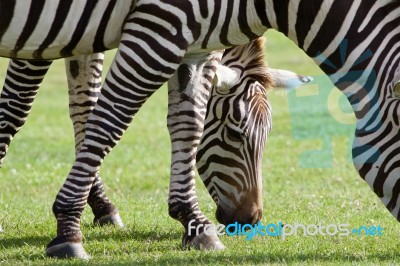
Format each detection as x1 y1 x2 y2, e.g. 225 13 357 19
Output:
0 0 131 59
0 0 399 258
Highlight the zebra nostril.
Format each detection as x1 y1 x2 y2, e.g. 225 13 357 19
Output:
216 204 262 226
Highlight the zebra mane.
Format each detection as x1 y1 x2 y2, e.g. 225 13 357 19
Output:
223 37 273 90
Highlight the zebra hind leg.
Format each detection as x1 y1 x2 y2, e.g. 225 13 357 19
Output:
65 55 123 228
0 59 52 166
167 51 225 251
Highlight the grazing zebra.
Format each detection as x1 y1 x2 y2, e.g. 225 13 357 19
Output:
31 0 398 258
2 0 399 258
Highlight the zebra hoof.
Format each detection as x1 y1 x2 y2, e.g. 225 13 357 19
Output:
94 212 124 228
183 231 225 251
46 241 90 260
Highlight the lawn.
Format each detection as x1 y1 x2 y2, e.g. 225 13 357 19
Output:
0 30 399 265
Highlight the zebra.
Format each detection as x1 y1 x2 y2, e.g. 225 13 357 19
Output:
28 0 398 258
2 0 399 258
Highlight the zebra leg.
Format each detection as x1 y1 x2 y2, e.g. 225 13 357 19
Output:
65 54 123 228
46 16 187 258
0 60 52 166
167 51 225 251
88 174 123 227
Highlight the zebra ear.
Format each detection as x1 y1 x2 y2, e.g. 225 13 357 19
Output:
213 64 240 91
268 68 313 89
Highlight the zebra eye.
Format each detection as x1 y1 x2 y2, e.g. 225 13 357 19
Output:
225 125 245 142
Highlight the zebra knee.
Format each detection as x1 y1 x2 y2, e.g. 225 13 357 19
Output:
168 203 187 222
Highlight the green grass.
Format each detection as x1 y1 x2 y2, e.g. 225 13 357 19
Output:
1 30 399 265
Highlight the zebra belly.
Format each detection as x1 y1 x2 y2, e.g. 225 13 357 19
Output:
0 0 131 59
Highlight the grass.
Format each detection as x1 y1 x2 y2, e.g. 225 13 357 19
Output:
0 30 399 265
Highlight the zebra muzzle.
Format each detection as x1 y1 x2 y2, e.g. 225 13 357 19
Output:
215 204 263 226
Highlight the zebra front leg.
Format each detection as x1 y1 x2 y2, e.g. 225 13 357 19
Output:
65 54 123 227
0 60 52 166
46 15 187 258
167 52 225 251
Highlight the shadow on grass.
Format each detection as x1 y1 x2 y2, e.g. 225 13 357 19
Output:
0 225 181 249
0 234 49 249
0 234 50 261
2 231 400 264
3 226 399 264
157 252 397 264
87 251 400 265
83 224 182 242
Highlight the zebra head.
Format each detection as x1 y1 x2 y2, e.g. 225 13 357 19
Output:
196 38 271 226
197 38 312 225
197 37 312 226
